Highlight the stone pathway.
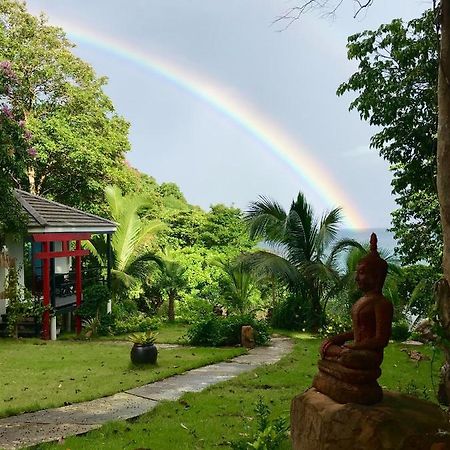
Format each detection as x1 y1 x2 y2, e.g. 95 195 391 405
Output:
0 337 293 450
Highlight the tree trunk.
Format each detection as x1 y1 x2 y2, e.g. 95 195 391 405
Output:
437 0 450 404
27 166 36 195
168 290 176 322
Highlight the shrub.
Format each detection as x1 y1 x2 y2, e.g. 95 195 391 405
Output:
186 315 223 346
186 313 270 346
391 320 411 342
230 397 288 450
112 313 160 335
76 284 110 319
270 296 310 330
319 316 351 337
177 296 213 323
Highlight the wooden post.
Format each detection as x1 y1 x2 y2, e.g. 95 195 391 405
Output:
75 240 82 335
42 241 50 340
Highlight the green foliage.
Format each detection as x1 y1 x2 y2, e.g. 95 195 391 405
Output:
337 9 440 267
186 314 270 347
398 264 440 321
4 266 43 338
0 56 29 233
214 257 258 314
0 0 133 215
270 295 310 330
111 313 160 335
319 316 351 338
82 317 101 338
151 247 188 322
161 203 254 251
245 191 360 330
230 397 288 450
391 319 411 342
202 204 254 250
398 379 430 401
127 330 158 345
157 182 186 202
176 296 212 323
186 315 224 347
76 284 110 319
161 208 207 248
85 185 164 303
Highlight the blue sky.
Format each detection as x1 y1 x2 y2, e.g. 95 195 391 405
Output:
27 0 430 229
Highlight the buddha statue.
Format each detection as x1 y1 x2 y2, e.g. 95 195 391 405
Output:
312 233 393 405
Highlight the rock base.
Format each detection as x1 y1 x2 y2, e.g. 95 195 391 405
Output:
291 388 450 450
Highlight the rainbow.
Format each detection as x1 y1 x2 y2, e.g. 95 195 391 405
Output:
43 17 368 229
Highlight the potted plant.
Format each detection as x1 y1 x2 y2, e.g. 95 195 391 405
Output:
128 330 158 364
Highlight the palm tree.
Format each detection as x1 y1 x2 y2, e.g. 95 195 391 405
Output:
153 247 187 322
245 191 358 330
85 185 164 302
213 257 256 314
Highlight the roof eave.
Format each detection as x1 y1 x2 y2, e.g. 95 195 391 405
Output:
28 226 117 234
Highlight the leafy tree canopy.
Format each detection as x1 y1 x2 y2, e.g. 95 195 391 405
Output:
337 9 441 267
0 0 133 215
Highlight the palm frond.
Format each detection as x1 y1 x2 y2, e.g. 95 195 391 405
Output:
326 238 364 270
105 185 124 222
244 250 303 290
316 207 343 257
245 196 287 240
113 210 143 272
83 235 108 266
132 220 166 255
126 252 163 280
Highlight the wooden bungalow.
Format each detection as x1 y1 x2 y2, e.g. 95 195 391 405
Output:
0 189 116 339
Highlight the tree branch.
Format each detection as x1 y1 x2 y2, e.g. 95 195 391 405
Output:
354 0 374 18
274 0 374 29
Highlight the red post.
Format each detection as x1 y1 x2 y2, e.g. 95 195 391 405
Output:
41 241 50 340
75 240 83 335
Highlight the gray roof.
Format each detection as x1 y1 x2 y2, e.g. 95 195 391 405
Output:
14 189 117 234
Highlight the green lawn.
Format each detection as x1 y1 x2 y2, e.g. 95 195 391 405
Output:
0 339 245 418
58 321 190 344
32 334 443 450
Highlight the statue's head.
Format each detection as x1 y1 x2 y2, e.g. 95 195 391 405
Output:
355 233 388 294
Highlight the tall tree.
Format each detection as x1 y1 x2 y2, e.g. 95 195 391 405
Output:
279 0 450 401
152 248 188 322
0 60 28 234
245 191 357 330
336 10 440 267
0 0 132 215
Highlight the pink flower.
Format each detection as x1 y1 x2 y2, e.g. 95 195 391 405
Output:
0 61 16 80
1 105 13 119
24 129 33 140
27 147 37 157
18 120 25 128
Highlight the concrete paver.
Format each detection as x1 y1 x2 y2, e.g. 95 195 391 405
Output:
0 337 293 450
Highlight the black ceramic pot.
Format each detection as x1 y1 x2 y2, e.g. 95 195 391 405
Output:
130 343 158 364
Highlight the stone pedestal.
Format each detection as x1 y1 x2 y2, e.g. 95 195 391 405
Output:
291 388 450 450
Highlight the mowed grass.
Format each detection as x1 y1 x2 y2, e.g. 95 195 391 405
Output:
33 334 443 450
0 339 245 418
58 322 190 344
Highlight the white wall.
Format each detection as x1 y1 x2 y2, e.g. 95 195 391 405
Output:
53 241 71 274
